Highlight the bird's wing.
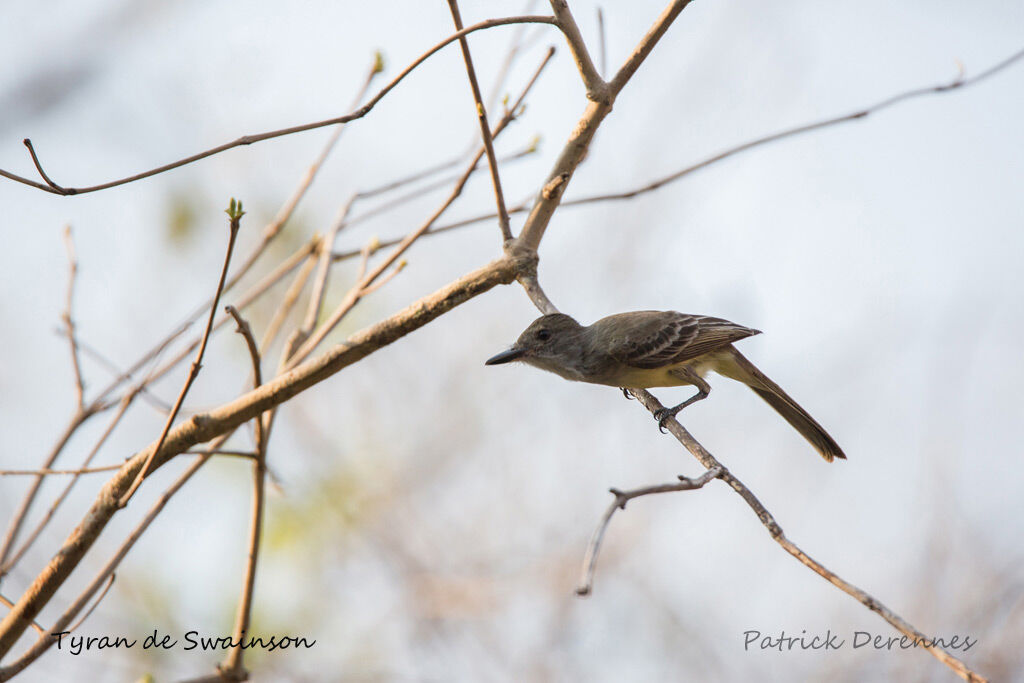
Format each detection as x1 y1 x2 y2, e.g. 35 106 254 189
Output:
603 311 760 369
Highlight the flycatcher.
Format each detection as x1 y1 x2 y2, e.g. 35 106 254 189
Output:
485 311 845 462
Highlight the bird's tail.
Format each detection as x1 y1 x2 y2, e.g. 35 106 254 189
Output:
714 346 846 462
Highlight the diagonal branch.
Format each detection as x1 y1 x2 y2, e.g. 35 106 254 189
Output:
0 16 557 196
516 0 695 253
0 442 222 680
576 466 723 596
60 225 85 409
447 0 514 242
119 200 244 506
549 0 608 101
219 307 267 681
627 389 987 683
0 252 529 658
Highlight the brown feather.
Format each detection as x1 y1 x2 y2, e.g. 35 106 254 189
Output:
601 311 760 369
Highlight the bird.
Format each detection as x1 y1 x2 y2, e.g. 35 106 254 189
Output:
485 311 845 462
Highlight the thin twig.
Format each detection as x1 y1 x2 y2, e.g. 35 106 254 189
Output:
360 259 407 296
61 225 85 409
576 467 722 596
447 0 513 242
183 449 258 459
58 333 173 412
1 16 557 196
568 46 1024 206
119 200 244 506
0 464 125 476
355 153 465 200
348 144 538 229
260 247 320 352
300 196 357 339
596 7 606 76
483 1 538 117
628 389 987 683
220 307 267 680
21 138 67 193
66 573 115 633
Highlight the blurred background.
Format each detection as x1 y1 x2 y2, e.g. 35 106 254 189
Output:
1 1 1023 681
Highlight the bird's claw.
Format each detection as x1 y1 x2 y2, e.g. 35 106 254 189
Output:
653 408 676 433
621 387 633 400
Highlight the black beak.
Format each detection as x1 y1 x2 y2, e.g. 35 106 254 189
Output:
485 347 525 365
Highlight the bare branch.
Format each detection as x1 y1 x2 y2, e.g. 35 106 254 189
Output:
21 138 67 193
568 44 1024 206
447 0 514 241
0 16 557 196
0 464 124 477
260 248 320 352
607 0 695 95
596 7 607 76
61 225 85 409
300 195 357 337
220 307 266 680
517 0 697 252
628 389 987 683
66 573 116 634
120 200 244 506
549 0 608 101
576 466 722 596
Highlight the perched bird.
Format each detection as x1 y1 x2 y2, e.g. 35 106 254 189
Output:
485 311 845 462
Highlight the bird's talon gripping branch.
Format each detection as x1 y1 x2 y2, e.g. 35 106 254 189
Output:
655 408 678 433
621 387 633 400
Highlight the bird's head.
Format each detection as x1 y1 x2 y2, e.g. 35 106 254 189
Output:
485 313 584 373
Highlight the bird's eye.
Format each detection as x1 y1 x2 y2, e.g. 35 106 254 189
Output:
536 329 551 341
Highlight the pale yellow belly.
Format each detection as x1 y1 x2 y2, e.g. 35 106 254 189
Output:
607 354 722 389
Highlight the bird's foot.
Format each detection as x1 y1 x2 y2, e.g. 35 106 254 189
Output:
620 387 633 400
653 407 680 433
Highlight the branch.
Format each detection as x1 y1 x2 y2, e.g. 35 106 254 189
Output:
0 16 557 196
516 0 695 252
567 44 1024 206
447 0 513 241
0 252 528 658
220 307 266 681
576 466 722 596
549 0 608 101
60 225 85 409
0 443 221 680
0 394 135 576
627 389 987 683
119 199 244 506
0 464 124 477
